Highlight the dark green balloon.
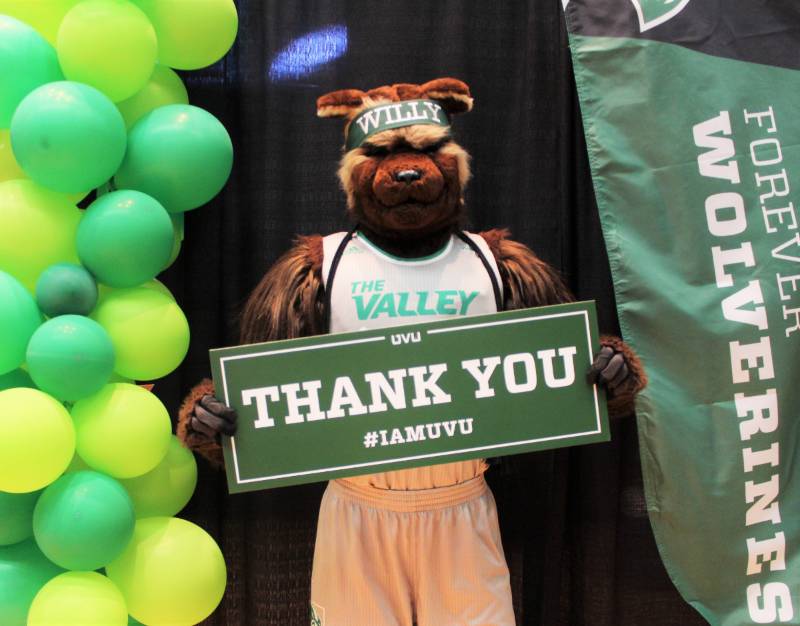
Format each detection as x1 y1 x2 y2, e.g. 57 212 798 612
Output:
0 538 63 626
33 471 135 571
0 15 63 128
77 190 174 288
36 263 98 317
26 315 114 401
0 368 35 391
0 490 40 546
114 104 233 213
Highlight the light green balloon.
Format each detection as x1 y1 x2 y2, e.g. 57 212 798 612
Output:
0 0 81 46
0 270 41 375
116 64 188 129
121 436 197 518
10 81 127 193
106 517 226 625
57 0 157 102
0 15 63 128
93 284 189 380
0 179 81 292
71 383 171 479
133 0 238 70
0 388 74 493
0 490 40 545
28 571 127 626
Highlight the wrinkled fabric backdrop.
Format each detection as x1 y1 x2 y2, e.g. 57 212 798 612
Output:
155 1 707 624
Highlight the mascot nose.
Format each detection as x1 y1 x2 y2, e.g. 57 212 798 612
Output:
394 169 422 184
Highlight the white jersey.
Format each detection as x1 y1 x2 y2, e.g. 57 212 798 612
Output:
321 230 503 490
322 230 502 334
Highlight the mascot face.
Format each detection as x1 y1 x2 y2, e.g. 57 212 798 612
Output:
317 79 473 240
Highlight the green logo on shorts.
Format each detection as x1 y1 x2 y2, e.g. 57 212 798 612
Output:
310 602 324 626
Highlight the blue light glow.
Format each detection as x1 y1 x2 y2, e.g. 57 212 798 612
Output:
269 25 349 82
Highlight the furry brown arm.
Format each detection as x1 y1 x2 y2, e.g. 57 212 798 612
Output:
479 228 645 416
178 235 325 465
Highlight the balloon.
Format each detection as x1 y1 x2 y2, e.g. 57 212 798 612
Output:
0 368 35 391
114 104 233 213
0 15 63 128
0 179 81 291
0 539 63 626
57 0 157 102
28 571 127 626
10 81 126 193
0 0 81 46
106 517 226 625
0 129 25 181
0 388 74 493
93 284 189 380
26 315 114 401
35 262 98 317
33 471 134 570
71 383 171 479
0 490 40 545
121 436 197 518
116 64 188 129
0 270 40 374
163 212 184 270
77 190 174 288
133 0 238 70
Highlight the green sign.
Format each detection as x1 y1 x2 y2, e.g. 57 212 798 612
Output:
210 301 608 493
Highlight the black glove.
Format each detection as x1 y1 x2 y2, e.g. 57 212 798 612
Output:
587 345 630 393
190 394 238 442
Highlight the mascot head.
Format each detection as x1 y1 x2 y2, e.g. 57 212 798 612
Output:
317 78 473 242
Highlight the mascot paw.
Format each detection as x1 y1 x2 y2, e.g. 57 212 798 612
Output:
191 395 238 442
588 345 630 392
588 337 648 418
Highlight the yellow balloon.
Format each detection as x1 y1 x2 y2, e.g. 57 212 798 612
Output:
0 129 24 182
93 283 189 380
0 179 81 292
71 383 171 479
28 571 127 626
57 0 157 102
106 517 226 625
116 65 189 129
0 0 81 45
0 388 75 493
133 0 238 70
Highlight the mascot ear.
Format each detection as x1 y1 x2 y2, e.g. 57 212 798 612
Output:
417 78 473 114
317 89 369 118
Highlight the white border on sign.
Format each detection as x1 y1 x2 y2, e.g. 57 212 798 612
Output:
220 310 602 485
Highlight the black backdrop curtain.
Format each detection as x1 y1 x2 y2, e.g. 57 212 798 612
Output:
153 1 707 624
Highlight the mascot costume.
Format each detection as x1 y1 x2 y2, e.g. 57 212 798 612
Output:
177 78 646 625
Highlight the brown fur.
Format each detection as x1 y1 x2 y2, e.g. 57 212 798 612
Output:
176 378 222 465
599 335 648 418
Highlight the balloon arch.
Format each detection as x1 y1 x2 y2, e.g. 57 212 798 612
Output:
0 1 238 624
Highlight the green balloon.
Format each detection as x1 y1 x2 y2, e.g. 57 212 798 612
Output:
0 368 35 391
121 436 197 518
71 383 171 479
26 315 114 401
163 212 184 270
0 539 64 626
93 284 189 380
0 15 63 128
133 0 238 70
0 270 41 375
33 471 134 570
0 1 81 46
116 64 189 129
107 517 226 625
57 0 157 102
77 190 174 288
10 81 126 193
0 388 75 493
114 104 233 213
36 263 98 317
0 490 40 545
28 571 128 626
0 179 82 292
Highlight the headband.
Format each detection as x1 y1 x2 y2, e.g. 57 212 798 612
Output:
345 99 451 151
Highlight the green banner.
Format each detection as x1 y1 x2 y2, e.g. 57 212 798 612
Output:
565 2 799 624
210 302 608 493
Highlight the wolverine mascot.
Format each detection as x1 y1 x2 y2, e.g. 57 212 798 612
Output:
178 78 646 626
